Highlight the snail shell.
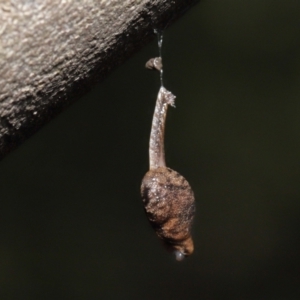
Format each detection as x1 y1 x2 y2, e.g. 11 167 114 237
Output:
141 167 195 259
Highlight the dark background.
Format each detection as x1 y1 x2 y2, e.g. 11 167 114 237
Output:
1 0 300 299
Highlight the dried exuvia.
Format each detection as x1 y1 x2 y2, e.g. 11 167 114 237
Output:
141 84 196 261
145 57 163 71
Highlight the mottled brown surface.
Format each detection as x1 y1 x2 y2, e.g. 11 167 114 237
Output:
141 167 195 256
0 0 199 160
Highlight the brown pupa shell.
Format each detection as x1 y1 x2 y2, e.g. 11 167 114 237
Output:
141 167 195 259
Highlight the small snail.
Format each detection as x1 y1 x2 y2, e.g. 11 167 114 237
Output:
141 58 195 261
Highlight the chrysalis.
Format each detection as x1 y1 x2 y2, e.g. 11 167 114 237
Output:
141 31 195 261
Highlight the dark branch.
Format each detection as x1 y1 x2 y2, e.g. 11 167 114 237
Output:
0 0 199 160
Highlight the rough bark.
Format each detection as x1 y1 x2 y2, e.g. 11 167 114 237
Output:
0 0 199 160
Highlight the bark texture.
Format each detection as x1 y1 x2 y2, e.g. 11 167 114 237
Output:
0 0 199 159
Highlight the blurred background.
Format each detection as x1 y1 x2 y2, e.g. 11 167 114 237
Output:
1 0 300 299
